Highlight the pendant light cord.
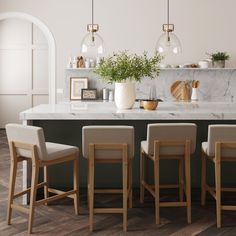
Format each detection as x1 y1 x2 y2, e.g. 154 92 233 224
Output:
167 0 170 41
92 0 95 41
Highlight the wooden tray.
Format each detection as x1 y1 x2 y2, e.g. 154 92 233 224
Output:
170 80 190 101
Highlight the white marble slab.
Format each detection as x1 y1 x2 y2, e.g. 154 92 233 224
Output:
20 101 236 121
65 68 236 102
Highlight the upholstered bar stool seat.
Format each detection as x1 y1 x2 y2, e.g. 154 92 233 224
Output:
140 123 197 225
6 124 79 234
82 126 134 232
201 125 236 228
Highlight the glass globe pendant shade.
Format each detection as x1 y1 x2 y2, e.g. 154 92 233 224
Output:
156 31 182 55
81 31 105 59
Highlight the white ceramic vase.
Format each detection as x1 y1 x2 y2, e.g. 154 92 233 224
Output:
114 82 136 109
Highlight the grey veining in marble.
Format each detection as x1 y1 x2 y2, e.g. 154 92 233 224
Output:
20 101 236 121
65 68 236 102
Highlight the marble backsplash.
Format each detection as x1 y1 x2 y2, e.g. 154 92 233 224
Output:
65 68 236 102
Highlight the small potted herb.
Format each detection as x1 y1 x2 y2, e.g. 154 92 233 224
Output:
208 51 230 68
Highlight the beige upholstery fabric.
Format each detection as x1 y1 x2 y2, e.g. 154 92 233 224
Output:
203 125 236 157
46 142 79 160
82 126 134 159
142 123 197 156
6 124 78 161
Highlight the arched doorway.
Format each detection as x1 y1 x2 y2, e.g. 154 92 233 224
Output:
0 12 56 105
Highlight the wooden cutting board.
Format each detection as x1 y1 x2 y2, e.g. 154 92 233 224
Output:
170 80 190 101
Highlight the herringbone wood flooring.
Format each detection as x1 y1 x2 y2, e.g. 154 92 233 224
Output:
1 129 236 235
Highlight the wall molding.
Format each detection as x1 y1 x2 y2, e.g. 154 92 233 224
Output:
0 11 56 104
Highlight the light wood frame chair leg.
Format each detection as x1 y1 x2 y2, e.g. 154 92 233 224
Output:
28 161 39 234
140 149 145 203
128 159 132 208
201 150 207 206
7 152 17 225
154 141 160 225
43 166 49 206
215 142 221 228
122 144 128 232
73 154 79 215
89 144 95 232
185 140 191 224
179 157 184 202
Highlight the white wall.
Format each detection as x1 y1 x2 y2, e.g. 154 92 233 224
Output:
0 0 236 101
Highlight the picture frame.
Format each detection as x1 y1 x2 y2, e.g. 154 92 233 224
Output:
70 77 88 100
81 89 97 100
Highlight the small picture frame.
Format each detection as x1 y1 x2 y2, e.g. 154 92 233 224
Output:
70 77 88 100
81 89 97 100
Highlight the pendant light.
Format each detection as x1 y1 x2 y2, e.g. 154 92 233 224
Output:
156 0 182 54
80 0 105 59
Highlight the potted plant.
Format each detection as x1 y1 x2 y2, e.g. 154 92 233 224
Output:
208 51 230 68
94 51 162 109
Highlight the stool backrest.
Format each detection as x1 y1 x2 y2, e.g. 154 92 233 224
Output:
6 124 47 160
147 123 197 155
208 125 236 157
82 126 134 159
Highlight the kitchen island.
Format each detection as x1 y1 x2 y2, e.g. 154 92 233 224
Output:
20 101 236 200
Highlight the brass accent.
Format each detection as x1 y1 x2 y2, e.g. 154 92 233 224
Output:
87 24 99 33
162 24 174 32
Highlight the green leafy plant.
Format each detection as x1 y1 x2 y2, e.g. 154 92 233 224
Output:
208 51 230 61
94 51 163 83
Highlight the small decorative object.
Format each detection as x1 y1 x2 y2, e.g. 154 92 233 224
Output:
72 56 78 69
70 77 88 100
67 57 72 68
78 56 85 68
85 58 90 68
191 80 200 101
90 58 95 68
81 89 97 100
198 60 209 69
142 99 161 110
170 80 190 101
102 88 109 100
94 51 162 109
108 90 114 101
207 51 230 68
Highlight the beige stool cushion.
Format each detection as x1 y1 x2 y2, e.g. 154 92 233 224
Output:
141 123 197 156
6 124 78 161
82 125 134 159
46 142 79 160
202 125 236 157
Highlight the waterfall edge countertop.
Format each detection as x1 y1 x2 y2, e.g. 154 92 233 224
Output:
20 101 236 120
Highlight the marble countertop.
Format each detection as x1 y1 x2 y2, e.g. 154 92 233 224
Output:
19 101 236 120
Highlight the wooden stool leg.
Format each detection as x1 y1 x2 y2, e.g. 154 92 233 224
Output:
179 157 184 202
215 143 221 228
73 155 79 215
43 166 49 206
185 141 191 224
28 164 39 234
128 159 132 208
201 151 207 206
7 159 17 225
154 159 160 224
122 145 128 232
89 145 95 232
140 149 145 203
87 160 90 209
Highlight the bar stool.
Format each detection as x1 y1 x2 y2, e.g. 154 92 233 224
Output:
201 124 236 228
140 123 197 224
82 126 134 232
6 124 79 234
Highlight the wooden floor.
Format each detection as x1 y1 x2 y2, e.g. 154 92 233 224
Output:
1 129 236 235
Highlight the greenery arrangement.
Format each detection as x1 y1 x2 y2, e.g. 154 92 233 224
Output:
94 51 163 83
208 51 230 61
